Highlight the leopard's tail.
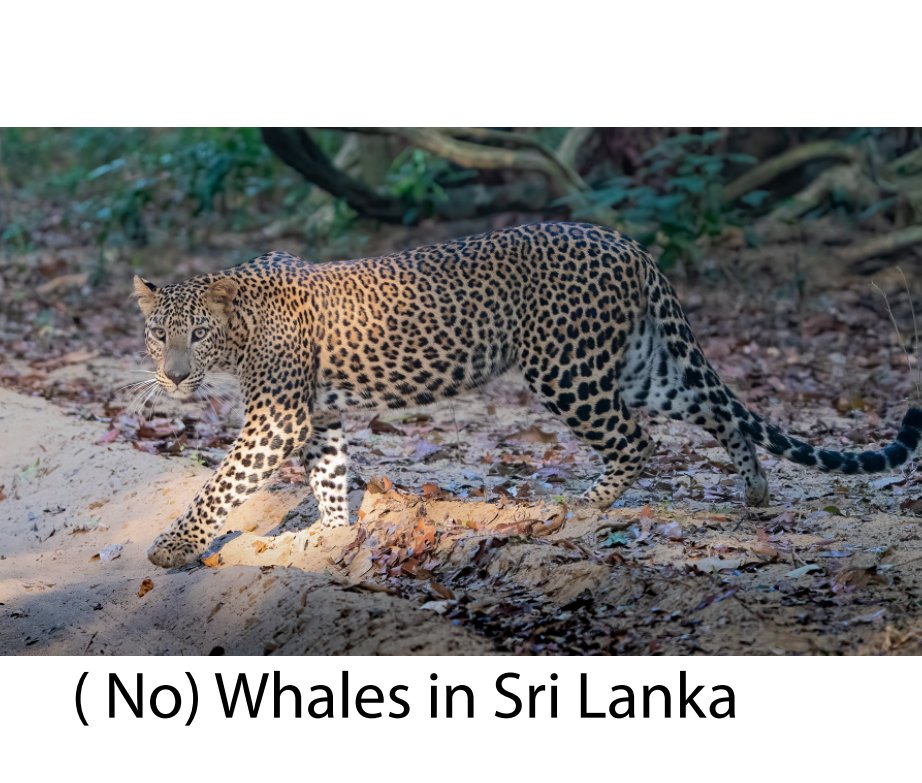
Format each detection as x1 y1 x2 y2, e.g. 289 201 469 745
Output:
739 405 922 474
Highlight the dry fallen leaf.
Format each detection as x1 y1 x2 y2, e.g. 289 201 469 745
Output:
532 514 566 537
35 272 89 295
138 418 184 439
899 497 922 513
95 428 119 445
366 477 386 494
784 563 821 579
429 580 455 600
421 482 449 500
94 543 123 562
345 581 394 594
847 608 886 624
748 541 780 560
137 578 154 598
31 348 98 369
831 566 881 594
366 475 395 494
658 521 684 540
508 425 558 444
692 556 745 573
201 553 222 568
411 439 444 462
370 416 404 436
868 475 904 491
346 550 374 582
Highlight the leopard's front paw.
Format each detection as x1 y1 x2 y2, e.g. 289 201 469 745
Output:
146 532 203 568
318 515 350 529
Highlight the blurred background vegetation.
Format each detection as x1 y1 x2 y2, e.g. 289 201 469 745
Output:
2 127 922 280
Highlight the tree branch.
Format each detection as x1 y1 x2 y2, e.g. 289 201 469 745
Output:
435 127 590 191
837 225 922 265
264 128 567 225
556 127 595 171
341 127 588 198
765 164 880 223
723 140 860 203
260 128 407 223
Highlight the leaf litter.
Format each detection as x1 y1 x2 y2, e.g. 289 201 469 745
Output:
2 231 922 654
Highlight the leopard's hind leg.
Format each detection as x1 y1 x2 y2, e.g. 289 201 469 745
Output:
625 317 770 506
674 363 769 506
522 363 654 508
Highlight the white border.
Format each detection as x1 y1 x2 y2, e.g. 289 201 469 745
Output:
2 1 921 125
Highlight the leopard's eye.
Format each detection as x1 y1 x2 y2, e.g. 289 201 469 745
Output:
150 326 166 342
191 326 209 342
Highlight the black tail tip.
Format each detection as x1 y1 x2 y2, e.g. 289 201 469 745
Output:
902 407 922 431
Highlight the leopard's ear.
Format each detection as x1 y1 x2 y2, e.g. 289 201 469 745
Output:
204 278 239 321
133 275 158 317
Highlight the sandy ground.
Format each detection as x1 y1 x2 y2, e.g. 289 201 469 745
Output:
0 387 491 654
3 370 922 656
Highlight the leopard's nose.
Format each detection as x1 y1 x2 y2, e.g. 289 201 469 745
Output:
166 370 190 386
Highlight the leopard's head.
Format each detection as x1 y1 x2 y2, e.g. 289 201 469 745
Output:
133 275 238 399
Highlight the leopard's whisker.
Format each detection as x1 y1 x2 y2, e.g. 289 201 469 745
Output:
134 383 161 416
119 378 157 392
125 379 159 411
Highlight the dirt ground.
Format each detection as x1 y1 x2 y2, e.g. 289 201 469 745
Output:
2 350 921 655
0 386 492 654
2 223 922 655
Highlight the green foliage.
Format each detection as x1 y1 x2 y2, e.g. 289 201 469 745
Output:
575 131 756 267
386 148 475 224
1 221 30 252
0 128 310 256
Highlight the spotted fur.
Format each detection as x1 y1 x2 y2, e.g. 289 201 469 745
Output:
134 222 922 568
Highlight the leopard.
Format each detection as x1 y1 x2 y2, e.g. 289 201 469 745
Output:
133 221 922 568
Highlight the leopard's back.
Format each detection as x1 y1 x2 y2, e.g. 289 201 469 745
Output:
309 222 653 412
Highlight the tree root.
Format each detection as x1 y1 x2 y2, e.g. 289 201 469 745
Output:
348 127 589 197
723 140 859 203
837 225 922 265
264 127 583 225
262 128 920 263
261 128 407 223
765 163 880 223
556 127 596 170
